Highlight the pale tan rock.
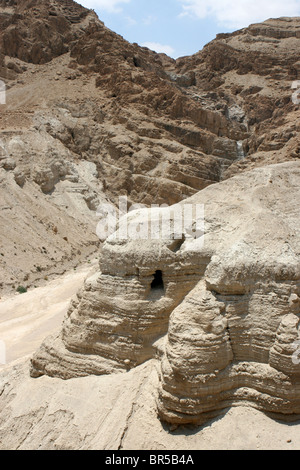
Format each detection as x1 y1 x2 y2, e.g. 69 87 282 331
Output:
0 4 299 296
31 161 300 424
0 0 300 437
157 161 300 424
1 358 300 450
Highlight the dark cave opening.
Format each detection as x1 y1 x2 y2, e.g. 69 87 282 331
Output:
151 270 164 290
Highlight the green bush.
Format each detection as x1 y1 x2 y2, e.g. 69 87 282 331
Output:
16 286 27 294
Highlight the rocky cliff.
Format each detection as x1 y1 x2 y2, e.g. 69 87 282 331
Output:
30 161 300 424
0 0 300 446
0 0 299 294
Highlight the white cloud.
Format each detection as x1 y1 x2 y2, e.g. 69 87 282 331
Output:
78 0 131 14
142 15 157 25
179 0 300 29
142 42 175 56
125 15 137 26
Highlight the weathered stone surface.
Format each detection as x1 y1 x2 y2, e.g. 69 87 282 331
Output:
0 0 93 64
0 3 299 295
0 0 300 442
2 358 300 450
31 161 300 423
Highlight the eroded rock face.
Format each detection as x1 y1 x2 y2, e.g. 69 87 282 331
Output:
31 161 300 424
0 0 93 64
0 3 299 295
30 233 206 378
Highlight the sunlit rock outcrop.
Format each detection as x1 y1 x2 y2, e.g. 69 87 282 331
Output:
31 161 300 424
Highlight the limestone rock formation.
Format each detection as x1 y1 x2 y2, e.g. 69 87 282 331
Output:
0 0 300 437
2 358 300 450
31 161 300 424
1 2 299 295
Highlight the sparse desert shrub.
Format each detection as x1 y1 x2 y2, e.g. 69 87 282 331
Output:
16 286 27 294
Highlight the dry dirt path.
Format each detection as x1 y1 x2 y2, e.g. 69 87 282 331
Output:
0 259 98 365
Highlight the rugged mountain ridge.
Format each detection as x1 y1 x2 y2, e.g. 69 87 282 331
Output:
0 3 299 291
174 17 300 176
0 0 300 449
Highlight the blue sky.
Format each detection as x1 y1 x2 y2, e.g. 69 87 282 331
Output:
78 0 300 58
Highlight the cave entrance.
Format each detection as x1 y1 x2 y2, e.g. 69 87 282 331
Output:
151 270 164 290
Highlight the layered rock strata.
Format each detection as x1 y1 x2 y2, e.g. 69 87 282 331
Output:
31 161 300 424
0 2 299 294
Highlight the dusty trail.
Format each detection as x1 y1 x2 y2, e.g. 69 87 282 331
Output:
0 259 98 365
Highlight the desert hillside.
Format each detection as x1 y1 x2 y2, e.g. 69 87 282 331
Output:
0 0 299 451
0 0 299 294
